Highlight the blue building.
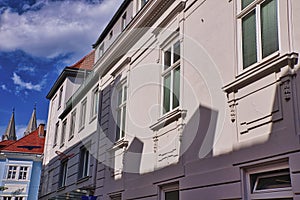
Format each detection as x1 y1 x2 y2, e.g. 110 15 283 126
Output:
0 110 45 200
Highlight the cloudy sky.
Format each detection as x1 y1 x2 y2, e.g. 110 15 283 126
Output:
0 0 122 139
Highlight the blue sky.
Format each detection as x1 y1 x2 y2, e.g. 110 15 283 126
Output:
0 0 122 139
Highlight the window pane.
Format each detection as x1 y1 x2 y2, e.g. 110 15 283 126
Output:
121 106 126 138
123 86 127 102
164 48 171 70
242 10 257 68
163 74 171 114
256 174 291 190
173 41 180 63
84 150 89 176
261 0 278 58
242 0 254 9
173 67 180 109
165 190 179 200
116 109 121 141
118 88 123 106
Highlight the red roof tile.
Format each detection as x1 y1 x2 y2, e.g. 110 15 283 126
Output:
0 129 45 154
0 140 15 150
69 50 95 70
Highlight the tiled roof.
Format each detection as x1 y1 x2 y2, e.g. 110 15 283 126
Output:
0 140 15 150
0 128 45 154
69 50 95 70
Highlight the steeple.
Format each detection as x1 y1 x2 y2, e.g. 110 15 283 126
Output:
24 106 37 136
2 109 17 141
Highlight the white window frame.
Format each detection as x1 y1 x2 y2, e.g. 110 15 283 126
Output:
6 165 17 180
79 146 90 179
60 119 67 147
161 37 181 116
121 12 127 31
18 166 28 180
58 86 63 109
69 109 76 140
244 162 293 199
59 160 68 188
115 80 127 142
237 0 280 72
90 86 99 120
53 122 59 147
6 165 30 181
160 184 179 200
79 98 87 131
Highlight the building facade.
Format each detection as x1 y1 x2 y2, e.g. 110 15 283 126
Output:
0 116 45 200
40 0 300 199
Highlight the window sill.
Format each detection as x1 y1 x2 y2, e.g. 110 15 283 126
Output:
89 115 97 124
77 176 90 184
150 107 187 131
223 52 298 93
109 138 128 151
68 135 74 141
57 186 66 192
78 125 85 133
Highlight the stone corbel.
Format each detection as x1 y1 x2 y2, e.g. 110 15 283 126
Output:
227 92 237 123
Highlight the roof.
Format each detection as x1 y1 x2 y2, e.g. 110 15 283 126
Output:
69 50 95 70
93 0 131 48
46 50 95 99
0 128 45 154
2 111 16 141
0 140 15 150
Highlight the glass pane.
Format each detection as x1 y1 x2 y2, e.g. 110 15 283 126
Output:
242 10 257 68
242 0 254 9
164 48 171 70
173 67 180 109
261 0 278 58
123 86 127 102
118 88 123 106
163 74 171 114
256 174 291 190
121 106 126 138
116 109 121 141
173 41 180 63
165 190 179 200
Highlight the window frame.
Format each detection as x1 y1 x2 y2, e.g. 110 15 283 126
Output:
6 165 30 181
78 146 90 179
237 0 280 72
161 38 181 116
160 184 179 200
58 86 63 110
53 121 59 147
244 162 293 199
69 109 76 140
58 159 68 188
60 119 67 147
79 98 87 131
115 80 127 142
90 86 99 120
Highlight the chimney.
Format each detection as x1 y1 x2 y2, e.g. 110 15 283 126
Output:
38 124 45 138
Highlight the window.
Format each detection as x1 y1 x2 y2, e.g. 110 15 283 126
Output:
99 43 104 58
78 147 90 179
245 163 293 199
60 120 67 147
116 82 127 141
79 99 87 129
6 166 29 180
59 160 68 188
53 122 59 147
58 86 63 109
91 87 99 119
121 12 127 30
15 197 24 200
7 166 17 179
110 194 122 200
160 184 179 200
162 40 180 114
69 110 76 139
18 166 28 180
3 197 12 200
109 30 113 40
239 0 279 69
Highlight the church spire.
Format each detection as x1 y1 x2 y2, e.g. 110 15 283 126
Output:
24 105 37 136
2 109 17 141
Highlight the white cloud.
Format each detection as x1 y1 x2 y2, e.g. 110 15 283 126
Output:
16 125 27 139
0 0 123 60
1 84 7 90
16 66 36 73
12 72 44 91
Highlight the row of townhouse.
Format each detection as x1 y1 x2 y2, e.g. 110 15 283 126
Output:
39 0 300 199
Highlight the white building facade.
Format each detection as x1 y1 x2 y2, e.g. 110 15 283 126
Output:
40 0 300 199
